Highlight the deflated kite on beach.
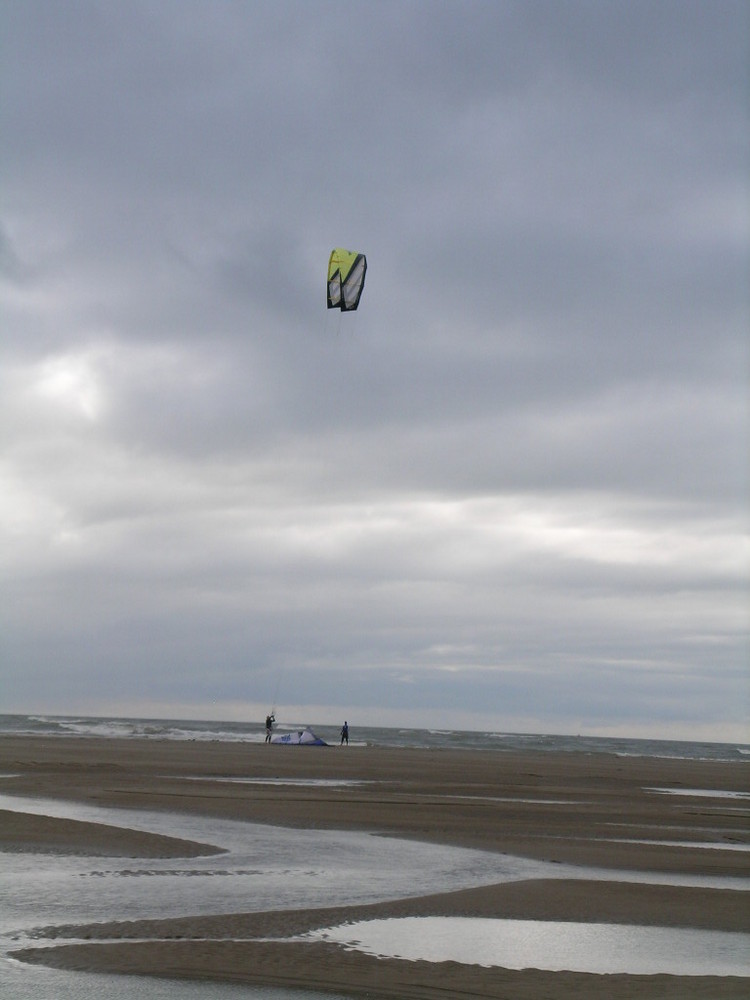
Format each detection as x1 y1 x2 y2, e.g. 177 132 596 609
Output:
270 727 328 745
327 248 367 312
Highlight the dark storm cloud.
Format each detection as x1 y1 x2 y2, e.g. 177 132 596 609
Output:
1 1 747 738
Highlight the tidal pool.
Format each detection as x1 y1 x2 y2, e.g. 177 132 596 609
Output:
646 788 750 801
310 916 750 977
179 776 365 787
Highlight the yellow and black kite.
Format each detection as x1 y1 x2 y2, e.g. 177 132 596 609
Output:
327 248 367 312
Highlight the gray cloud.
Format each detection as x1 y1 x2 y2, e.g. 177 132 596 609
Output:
1 1 747 739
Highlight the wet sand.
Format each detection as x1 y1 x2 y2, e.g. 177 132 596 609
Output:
2 735 749 998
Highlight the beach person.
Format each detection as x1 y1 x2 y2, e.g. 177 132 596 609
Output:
265 713 275 743
340 721 349 745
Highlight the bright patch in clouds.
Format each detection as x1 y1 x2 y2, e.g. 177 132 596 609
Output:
33 351 105 421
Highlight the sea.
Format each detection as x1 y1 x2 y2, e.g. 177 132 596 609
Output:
1 712 748 761
1 713 748 998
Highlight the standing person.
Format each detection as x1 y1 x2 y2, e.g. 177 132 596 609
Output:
265 713 275 743
340 720 349 745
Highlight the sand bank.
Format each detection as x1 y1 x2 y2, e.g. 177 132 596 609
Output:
3 735 748 998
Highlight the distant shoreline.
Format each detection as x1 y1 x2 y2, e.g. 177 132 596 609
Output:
2 713 748 760
3 735 749 999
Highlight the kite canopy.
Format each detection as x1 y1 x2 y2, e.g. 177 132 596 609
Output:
327 248 367 311
271 727 328 746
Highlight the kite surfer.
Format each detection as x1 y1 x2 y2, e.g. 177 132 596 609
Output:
340 721 349 746
265 713 275 743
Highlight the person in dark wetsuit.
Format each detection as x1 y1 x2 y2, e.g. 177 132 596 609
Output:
340 721 349 745
265 713 275 743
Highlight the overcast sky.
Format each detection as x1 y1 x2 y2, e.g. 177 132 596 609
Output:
2 1 748 741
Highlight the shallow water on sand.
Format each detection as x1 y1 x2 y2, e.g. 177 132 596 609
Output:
0 794 546 929
1 963 345 1000
0 793 548 1000
2 794 748 998
308 916 750 977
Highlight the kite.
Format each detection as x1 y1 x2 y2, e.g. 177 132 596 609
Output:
327 248 367 312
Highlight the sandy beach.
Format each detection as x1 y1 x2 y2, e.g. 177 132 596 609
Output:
2 734 748 998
